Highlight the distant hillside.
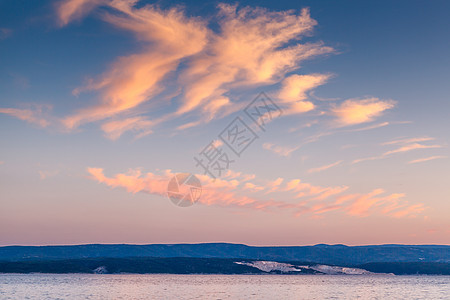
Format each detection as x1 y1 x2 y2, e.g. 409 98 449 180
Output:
0 243 449 265
0 258 266 275
0 257 448 275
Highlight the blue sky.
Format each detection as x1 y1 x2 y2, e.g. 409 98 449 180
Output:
0 0 449 246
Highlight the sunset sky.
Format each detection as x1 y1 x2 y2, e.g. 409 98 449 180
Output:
0 0 449 246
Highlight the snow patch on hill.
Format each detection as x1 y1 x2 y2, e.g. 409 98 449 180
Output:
235 261 373 275
308 264 372 275
235 261 302 273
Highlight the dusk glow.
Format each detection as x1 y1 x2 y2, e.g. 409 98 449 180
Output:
0 0 449 247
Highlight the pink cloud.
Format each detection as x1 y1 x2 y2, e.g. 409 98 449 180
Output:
87 167 424 218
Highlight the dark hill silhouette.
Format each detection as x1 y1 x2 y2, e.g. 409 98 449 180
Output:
1 243 449 265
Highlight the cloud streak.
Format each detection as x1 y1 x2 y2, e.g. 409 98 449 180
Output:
353 137 444 164
262 143 299 157
308 160 343 173
408 156 447 164
384 143 442 156
87 167 424 218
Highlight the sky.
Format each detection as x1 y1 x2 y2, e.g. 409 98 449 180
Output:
0 0 449 246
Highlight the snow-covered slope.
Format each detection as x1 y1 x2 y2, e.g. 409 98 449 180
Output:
308 264 372 275
235 261 373 275
235 261 302 273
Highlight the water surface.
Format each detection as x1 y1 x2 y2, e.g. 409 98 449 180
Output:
0 274 449 299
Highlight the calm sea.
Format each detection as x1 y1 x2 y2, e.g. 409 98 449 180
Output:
0 274 449 299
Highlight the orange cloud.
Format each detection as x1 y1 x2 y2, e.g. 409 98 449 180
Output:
2 0 416 147
279 74 330 102
331 98 396 126
278 73 330 114
52 1 334 137
176 5 333 122
244 182 265 192
62 1 208 131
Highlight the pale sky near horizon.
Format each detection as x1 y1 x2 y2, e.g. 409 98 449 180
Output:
0 0 449 246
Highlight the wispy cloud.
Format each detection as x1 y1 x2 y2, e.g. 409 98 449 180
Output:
0 28 12 40
330 98 396 126
39 170 60 180
263 143 299 157
297 120 410 148
339 189 411 217
56 0 107 26
0 105 52 127
349 121 390 132
389 204 426 218
353 137 444 164
408 156 447 164
101 117 154 140
308 160 343 173
10 73 30 90
384 143 442 156
382 137 435 145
